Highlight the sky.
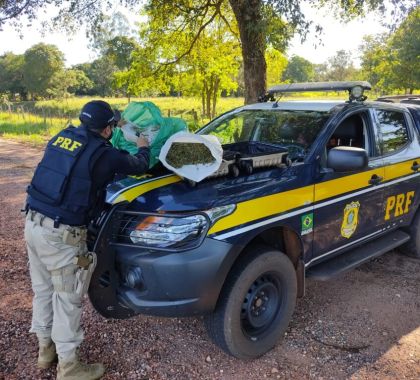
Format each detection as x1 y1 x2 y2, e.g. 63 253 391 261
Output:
0 2 388 68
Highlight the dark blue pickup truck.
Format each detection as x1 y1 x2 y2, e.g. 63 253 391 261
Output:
89 82 420 359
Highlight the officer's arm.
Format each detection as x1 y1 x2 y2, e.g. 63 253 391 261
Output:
110 147 150 175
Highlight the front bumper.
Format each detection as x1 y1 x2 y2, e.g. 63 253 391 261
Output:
88 208 237 319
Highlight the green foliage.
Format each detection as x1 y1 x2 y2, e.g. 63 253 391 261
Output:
88 56 119 97
88 12 134 53
1 0 419 102
326 50 359 81
117 7 242 118
360 6 419 94
46 69 79 98
388 6 420 93
359 34 394 92
67 69 94 96
313 63 329 82
105 36 139 70
0 52 26 99
265 47 288 87
282 55 314 83
23 43 65 98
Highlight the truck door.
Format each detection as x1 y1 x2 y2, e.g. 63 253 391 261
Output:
373 107 420 228
311 109 385 263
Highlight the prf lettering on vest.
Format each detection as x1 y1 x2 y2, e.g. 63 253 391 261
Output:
385 191 415 220
52 136 83 152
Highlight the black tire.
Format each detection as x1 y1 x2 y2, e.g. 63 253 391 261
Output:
400 209 420 258
204 246 297 359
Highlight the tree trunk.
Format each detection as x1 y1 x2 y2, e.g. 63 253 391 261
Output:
229 0 266 104
212 76 220 119
205 79 211 119
201 88 205 117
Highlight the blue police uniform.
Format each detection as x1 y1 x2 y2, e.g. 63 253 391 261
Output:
24 100 149 379
27 124 149 226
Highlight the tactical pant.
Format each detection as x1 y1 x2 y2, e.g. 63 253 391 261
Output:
25 211 87 361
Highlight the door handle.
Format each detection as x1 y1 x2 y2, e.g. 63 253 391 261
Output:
411 161 420 172
369 174 383 185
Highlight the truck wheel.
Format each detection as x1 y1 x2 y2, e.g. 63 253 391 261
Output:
400 209 420 258
204 247 297 359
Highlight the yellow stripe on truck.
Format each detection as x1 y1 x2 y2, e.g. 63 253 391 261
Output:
209 185 314 234
314 167 379 202
210 158 419 236
210 169 381 235
384 158 420 181
111 175 181 204
110 158 419 236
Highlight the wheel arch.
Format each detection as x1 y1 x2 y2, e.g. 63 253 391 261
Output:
215 224 305 311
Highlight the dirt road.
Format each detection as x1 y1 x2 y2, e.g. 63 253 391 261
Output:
0 137 419 380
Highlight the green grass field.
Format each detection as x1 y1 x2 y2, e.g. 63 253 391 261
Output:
0 97 246 145
0 93 356 145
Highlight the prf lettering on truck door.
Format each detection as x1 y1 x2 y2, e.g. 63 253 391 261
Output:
385 191 415 220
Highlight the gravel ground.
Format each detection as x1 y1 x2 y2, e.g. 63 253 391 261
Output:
0 137 419 380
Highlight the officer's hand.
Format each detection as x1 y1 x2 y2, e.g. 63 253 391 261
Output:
137 135 149 148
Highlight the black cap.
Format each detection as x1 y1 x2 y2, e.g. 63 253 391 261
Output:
79 100 121 130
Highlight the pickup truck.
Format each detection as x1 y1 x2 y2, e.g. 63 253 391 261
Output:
89 82 420 359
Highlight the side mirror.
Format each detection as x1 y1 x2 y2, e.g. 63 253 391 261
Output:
327 147 368 172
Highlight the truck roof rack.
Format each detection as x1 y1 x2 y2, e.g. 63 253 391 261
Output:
259 81 372 103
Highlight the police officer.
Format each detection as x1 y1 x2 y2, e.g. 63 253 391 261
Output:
25 100 150 380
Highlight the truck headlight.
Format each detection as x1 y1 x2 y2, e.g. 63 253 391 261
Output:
129 214 208 249
205 204 236 224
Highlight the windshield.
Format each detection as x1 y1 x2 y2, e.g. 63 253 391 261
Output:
199 109 330 160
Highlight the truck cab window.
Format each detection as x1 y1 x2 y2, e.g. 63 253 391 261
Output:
376 110 409 154
327 113 369 151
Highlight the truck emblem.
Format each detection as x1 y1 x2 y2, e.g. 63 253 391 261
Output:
341 201 360 239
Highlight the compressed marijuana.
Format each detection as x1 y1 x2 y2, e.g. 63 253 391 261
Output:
166 142 215 168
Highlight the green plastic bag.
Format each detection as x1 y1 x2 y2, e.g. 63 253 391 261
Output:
110 128 138 155
150 117 188 167
111 101 188 167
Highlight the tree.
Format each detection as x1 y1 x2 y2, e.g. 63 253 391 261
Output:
359 7 419 94
46 69 79 98
359 34 395 93
68 69 94 95
388 7 420 93
23 43 64 98
0 52 26 99
105 36 139 70
89 12 134 53
326 50 358 81
88 56 118 97
120 14 241 118
265 47 288 88
1 1 418 103
282 55 314 83
313 63 329 82
177 28 241 119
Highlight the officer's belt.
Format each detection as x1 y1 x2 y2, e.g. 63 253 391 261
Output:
29 210 86 233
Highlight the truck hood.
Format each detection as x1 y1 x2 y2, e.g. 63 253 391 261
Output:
106 166 296 212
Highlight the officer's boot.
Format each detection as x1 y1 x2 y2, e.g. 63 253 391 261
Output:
37 338 57 369
56 357 105 380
